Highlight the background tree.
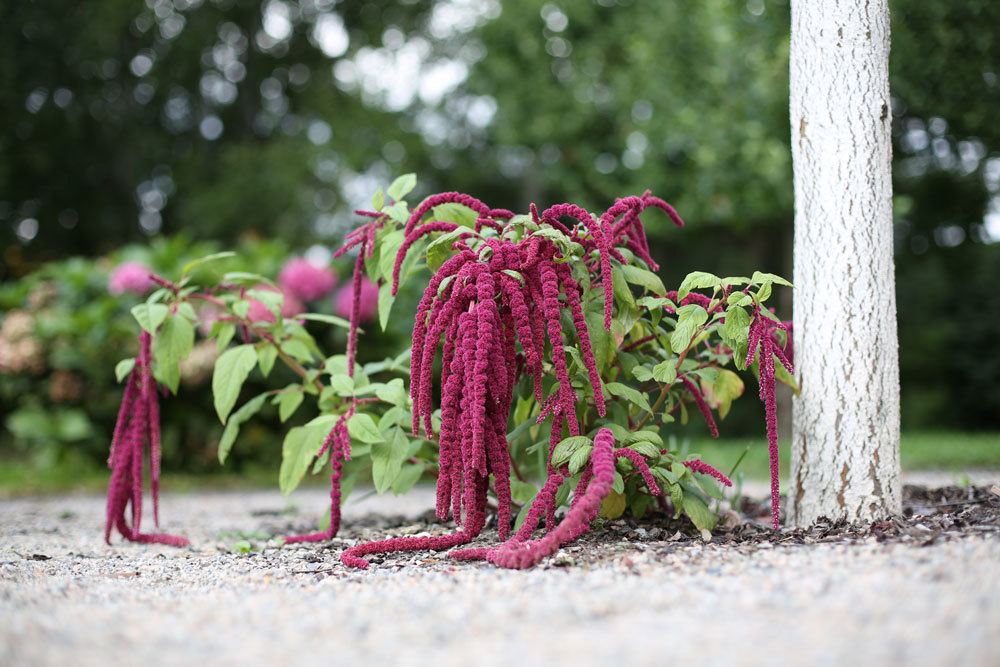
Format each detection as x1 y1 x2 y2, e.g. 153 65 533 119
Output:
2 0 997 468
788 0 901 524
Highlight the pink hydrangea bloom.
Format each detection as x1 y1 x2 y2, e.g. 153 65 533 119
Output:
108 262 154 296
278 258 337 301
334 277 378 322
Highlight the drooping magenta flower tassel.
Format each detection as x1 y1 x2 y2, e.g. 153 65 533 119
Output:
104 331 189 547
744 308 795 530
283 413 351 543
451 427 617 569
683 459 734 487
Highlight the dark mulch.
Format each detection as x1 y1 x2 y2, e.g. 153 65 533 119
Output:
274 485 999 568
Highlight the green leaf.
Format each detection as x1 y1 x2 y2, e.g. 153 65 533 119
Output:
218 393 268 464
387 173 417 201
153 314 194 394
720 276 752 288
723 305 751 347
670 304 709 353
426 227 470 272
257 345 278 377
585 308 614 372
637 295 674 310
756 281 772 304
513 500 534 532
383 201 409 224
212 344 258 423
432 202 480 229
347 413 384 444
599 491 627 519
510 479 538 505
282 339 313 362
691 467 725 500
667 483 684 518
278 423 327 495
627 429 663 446
620 264 666 296
651 359 677 384
371 186 385 211
677 271 721 300
604 382 652 413
391 462 425 495
377 229 405 282
371 427 408 493
215 322 236 351
627 440 660 459
501 269 524 285
131 303 169 333
375 378 407 407
297 313 351 329
329 373 354 396
277 389 304 423
682 492 718 532
750 271 793 288
711 369 745 419
552 435 592 467
728 291 753 307
378 281 395 331
611 264 637 310
631 365 653 382
114 358 135 383
181 251 236 276
568 444 593 475
222 271 275 287
612 471 626 494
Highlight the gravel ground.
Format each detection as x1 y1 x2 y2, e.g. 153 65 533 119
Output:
2 474 999 667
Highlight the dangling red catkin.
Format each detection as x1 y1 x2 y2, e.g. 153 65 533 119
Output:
679 375 720 438
538 262 579 435
285 227 377 543
284 413 351 543
391 221 461 295
556 264 606 417
452 427 617 569
613 448 662 496
104 331 188 547
403 192 492 238
684 459 733 487
744 307 794 530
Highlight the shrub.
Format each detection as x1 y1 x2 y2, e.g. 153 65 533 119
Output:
101 175 795 567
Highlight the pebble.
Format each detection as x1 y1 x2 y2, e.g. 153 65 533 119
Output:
0 485 997 667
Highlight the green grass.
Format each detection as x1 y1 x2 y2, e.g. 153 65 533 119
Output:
0 431 997 496
0 459 284 497
696 431 1000 481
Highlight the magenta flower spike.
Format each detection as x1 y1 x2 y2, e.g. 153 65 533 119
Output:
403 191 491 237
684 459 733 487
104 331 188 547
680 375 720 438
613 447 662 496
452 427 617 569
391 221 461 295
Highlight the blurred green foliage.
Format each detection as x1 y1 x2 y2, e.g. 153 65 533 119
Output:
2 0 998 472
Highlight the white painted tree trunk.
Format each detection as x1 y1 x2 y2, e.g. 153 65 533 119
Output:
788 0 901 525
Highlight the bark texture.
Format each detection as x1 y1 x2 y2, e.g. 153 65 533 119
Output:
789 0 901 525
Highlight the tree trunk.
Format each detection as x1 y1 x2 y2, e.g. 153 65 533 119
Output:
788 0 901 525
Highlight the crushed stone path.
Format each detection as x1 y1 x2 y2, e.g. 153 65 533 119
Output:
2 477 998 667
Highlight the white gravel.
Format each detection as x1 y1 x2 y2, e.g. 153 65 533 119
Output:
2 481 998 667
